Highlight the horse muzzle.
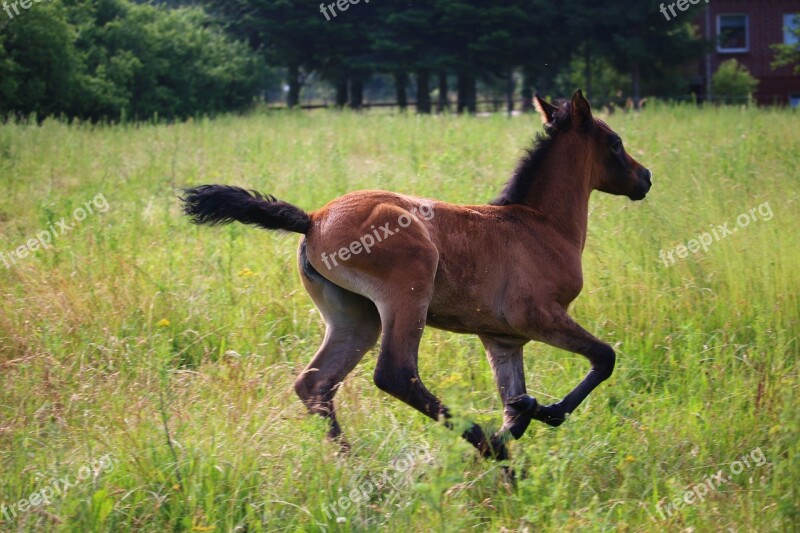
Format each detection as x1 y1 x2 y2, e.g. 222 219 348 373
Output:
629 168 652 201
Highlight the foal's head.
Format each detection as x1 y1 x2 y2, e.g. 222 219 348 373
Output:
535 90 652 201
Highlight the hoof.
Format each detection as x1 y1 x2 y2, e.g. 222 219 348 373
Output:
330 435 352 456
483 433 510 461
533 403 567 427
505 395 538 439
507 394 538 414
505 396 566 430
500 465 518 488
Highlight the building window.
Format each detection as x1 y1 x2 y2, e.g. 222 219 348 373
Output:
718 14 749 53
785 14 800 46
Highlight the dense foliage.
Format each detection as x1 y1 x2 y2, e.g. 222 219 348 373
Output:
712 59 760 104
0 0 265 120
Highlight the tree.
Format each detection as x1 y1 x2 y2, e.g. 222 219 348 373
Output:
433 0 568 114
0 0 264 120
467 0 534 114
205 0 328 107
433 0 483 113
371 0 438 113
320 0 378 109
712 59 759 104
772 15 800 74
513 0 573 110
0 2 77 117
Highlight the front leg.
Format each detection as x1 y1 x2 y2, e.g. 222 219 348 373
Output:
524 308 616 426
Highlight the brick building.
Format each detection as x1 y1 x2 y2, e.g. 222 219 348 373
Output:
693 1 800 105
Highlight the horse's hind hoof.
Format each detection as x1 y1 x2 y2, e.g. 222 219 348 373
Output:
500 465 518 488
485 433 510 462
331 436 352 456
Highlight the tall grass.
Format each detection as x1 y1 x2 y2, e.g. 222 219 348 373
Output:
0 105 797 531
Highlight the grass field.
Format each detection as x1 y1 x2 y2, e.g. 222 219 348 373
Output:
0 105 798 532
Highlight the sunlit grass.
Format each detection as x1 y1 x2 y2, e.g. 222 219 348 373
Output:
0 105 798 531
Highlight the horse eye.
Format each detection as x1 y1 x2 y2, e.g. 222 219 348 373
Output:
611 140 623 154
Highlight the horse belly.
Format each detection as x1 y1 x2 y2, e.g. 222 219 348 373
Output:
425 286 518 337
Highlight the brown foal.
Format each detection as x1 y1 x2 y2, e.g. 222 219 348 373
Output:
182 90 652 461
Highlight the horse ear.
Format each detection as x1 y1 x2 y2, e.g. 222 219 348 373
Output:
533 94 558 127
571 89 593 130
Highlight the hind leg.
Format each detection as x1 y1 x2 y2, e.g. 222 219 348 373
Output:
373 302 506 460
294 241 381 448
481 336 536 442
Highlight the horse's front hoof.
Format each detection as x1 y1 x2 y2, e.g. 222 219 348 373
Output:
507 394 538 414
533 403 567 427
504 394 539 439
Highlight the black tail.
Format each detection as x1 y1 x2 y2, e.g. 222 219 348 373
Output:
181 185 311 234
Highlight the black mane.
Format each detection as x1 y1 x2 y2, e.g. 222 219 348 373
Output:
490 100 571 206
490 133 555 206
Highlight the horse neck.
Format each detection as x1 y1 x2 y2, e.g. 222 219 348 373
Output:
524 140 593 251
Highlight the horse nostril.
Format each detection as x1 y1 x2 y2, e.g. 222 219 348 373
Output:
642 169 653 186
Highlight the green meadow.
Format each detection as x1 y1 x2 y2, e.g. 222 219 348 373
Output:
0 105 798 531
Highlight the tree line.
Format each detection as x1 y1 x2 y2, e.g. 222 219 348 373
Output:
0 0 709 120
209 0 706 112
